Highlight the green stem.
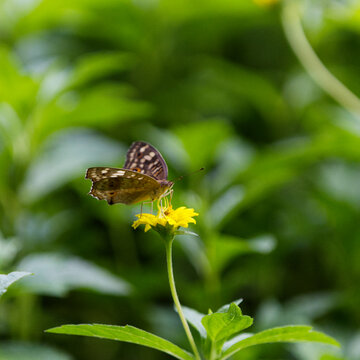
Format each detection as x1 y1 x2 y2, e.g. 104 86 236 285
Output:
165 239 201 360
281 0 360 116
209 341 217 360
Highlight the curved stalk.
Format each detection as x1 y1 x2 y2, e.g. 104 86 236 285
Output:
281 1 360 116
165 240 201 360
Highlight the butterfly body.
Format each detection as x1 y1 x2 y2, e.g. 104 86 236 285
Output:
85 142 173 205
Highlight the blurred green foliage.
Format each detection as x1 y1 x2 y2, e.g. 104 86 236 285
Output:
0 0 360 359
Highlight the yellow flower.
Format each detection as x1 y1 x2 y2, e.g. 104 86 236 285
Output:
132 205 199 233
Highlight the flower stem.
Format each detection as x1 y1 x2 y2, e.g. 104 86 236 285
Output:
165 240 201 360
209 341 217 360
281 0 360 116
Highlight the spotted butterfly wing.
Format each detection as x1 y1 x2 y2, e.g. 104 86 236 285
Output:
124 141 168 180
85 142 173 205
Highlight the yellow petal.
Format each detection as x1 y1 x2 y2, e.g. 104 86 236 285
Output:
132 205 199 233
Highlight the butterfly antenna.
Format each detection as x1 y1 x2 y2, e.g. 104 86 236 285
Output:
170 167 205 182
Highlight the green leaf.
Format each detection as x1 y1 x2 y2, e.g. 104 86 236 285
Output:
212 235 276 272
177 235 209 276
17 253 131 297
175 230 199 237
220 326 340 360
210 138 255 194
70 52 135 89
175 119 232 170
46 324 194 360
0 272 31 297
181 306 207 338
0 341 72 360
20 129 125 203
201 303 253 343
217 299 243 313
208 185 244 230
34 83 153 142
0 234 19 269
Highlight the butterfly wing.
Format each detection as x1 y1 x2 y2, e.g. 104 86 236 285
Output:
124 141 168 180
85 167 160 205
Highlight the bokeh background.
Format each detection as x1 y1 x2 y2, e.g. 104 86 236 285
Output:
0 0 360 359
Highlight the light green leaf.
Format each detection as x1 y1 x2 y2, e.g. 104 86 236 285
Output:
220 326 340 360
210 138 255 194
318 161 360 208
208 185 244 230
0 234 19 268
35 82 153 141
217 298 243 313
212 234 276 272
177 235 209 276
175 230 199 237
70 52 135 88
175 119 232 170
201 303 253 343
181 306 207 338
46 324 194 360
0 272 31 297
20 129 125 203
223 333 253 351
0 341 72 360
292 342 344 360
17 253 131 297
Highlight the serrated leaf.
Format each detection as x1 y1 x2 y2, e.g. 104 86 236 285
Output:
46 324 194 360
201 303 253 343
17 253 131 297
0 272 32 297
220 326 340 360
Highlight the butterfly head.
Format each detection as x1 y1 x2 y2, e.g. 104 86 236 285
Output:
153 180 174 200
160 179 174 187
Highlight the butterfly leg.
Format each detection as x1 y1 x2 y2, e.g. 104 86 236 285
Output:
141 201 153 214
157 198 164 217
169 188 173 205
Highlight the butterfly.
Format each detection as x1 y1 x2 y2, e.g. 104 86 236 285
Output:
85 141 174 205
